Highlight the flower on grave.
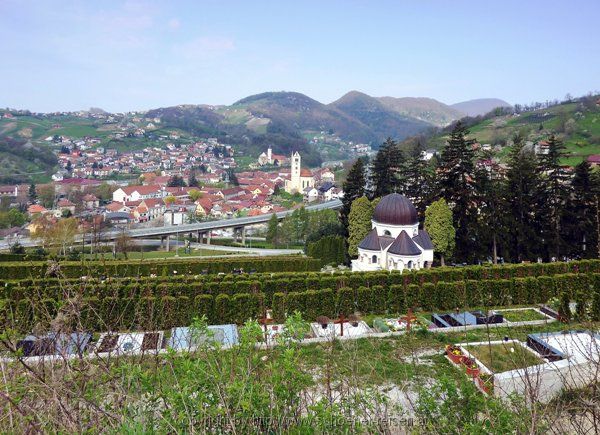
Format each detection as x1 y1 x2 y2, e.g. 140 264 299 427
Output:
261 355 268 362
461 357 478 370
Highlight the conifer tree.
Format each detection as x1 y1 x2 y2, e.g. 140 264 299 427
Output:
400 139 435 217
503 134 541 262
188 171 200 187
266 213 279 246
474 153 506 264
341 158 366 233
437 121 477 262
28 183 37 203
562 160 599 258
369 138 404 199
536 135 569 260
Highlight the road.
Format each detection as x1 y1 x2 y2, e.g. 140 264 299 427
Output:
191 243 303 256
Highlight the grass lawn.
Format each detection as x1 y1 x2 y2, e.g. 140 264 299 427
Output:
84 248 242 260
502 309 548 322
465 342 543 373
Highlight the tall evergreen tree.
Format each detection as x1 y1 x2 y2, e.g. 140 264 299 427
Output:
227 169 239 186
341 158 366 233
474 153 506 264
266 213 279 246
28 183 37 203
437 121 477 262
536 135 569 260
369 138 404 199
504 134 541 262
188 171 200 187
399 140 436 217
562 160 599 258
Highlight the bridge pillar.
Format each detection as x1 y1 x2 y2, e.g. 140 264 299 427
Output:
241 227 246 246
160 236 165 249
197 230 202 243
165 235 170 251
207 231 211 245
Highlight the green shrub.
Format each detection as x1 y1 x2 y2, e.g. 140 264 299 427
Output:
387 284 404 314
336 287 355 316
194 295 214 324
214 294 232 324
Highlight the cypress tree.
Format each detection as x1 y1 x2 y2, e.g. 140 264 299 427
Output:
437 121 477 262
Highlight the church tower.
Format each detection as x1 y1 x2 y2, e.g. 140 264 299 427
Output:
285 151 303 193
267 146 272 164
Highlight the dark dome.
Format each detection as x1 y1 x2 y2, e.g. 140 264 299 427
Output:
373 193 418 226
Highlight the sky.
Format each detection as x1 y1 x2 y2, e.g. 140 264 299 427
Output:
1 0 598 113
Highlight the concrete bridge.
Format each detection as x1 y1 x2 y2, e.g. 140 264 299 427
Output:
94 199 343 250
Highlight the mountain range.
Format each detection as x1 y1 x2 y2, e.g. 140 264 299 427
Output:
145 91 510 161
0 92 511 178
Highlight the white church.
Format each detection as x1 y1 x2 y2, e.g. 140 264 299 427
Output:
284 151 315 194
351 193 434 272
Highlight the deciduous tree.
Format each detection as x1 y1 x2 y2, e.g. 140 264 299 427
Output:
347 196 374 257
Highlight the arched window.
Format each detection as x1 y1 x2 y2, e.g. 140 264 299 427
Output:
371 255 378 264
383 230 391 236
407 260 413 269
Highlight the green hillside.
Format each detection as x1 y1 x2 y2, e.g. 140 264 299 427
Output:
426 97 600 165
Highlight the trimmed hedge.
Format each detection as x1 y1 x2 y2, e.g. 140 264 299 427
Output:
0 255 322 280
2 261 600 332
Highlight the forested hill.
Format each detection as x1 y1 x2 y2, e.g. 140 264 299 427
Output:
420 95 600 166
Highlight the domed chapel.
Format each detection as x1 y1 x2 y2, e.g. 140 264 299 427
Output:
351 193 434 272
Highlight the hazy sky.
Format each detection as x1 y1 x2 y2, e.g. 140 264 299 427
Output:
1 0 598 112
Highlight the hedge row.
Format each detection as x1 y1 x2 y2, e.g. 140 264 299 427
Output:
0 292 264 333
3 273 599 333
271 273 600 321
0 255 322 279
3 263 599 308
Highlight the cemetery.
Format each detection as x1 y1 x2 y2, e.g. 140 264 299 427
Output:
447 330 600 402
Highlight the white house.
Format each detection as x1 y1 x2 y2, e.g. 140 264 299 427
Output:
303 186 319 202
351 193 434 272
112 185 164 203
